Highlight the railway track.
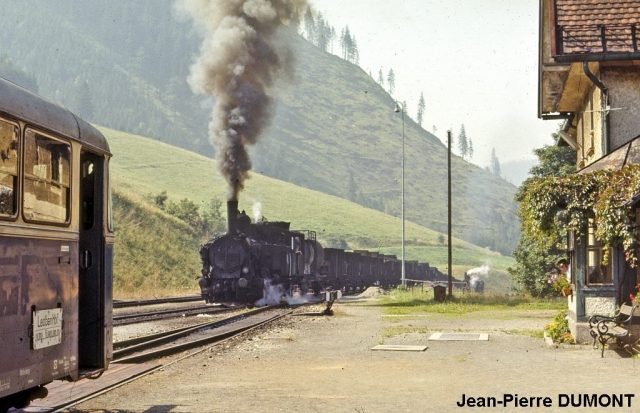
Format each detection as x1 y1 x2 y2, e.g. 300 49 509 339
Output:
113 304 290 363
113 295 202 309
113 304 236 326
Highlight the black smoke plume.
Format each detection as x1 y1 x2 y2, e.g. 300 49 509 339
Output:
181 0 309 200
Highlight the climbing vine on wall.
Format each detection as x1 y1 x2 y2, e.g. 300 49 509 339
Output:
517 164 640 265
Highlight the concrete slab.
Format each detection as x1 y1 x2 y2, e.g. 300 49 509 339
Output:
428 332 489 341
370 345 427 351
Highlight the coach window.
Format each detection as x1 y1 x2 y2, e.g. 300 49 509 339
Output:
0 119 19 217
23 130 71 224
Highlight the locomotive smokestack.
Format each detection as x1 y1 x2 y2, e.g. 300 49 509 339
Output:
227 200 239 234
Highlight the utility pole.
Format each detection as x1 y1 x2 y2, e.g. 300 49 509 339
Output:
447 130 453 299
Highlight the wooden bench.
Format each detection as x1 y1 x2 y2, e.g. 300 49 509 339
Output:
589 304 637 357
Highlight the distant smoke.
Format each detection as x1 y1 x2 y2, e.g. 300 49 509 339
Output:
252 201 262 222
467 264 489 276
181 0 309 201
466 264 489 290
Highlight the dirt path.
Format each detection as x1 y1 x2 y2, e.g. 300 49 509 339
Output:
71 297 640 413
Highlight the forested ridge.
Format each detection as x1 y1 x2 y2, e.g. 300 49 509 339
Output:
0 1 520 255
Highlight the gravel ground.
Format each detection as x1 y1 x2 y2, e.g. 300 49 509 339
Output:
71 295 640 413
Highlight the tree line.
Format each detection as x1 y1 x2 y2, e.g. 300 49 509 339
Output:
151 191 226 239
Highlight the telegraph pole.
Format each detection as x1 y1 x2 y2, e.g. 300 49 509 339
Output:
447 130 453 299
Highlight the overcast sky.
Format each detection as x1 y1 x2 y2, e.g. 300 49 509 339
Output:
309 0 559 167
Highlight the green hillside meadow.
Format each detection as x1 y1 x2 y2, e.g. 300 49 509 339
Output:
105 127 515 295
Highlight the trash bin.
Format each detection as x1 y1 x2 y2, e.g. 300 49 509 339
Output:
433 284 447 302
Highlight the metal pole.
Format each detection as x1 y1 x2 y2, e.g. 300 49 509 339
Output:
447 130 453 298
401 106 405 286
393 101 406 287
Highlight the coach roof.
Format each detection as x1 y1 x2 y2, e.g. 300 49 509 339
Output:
0 77 110 154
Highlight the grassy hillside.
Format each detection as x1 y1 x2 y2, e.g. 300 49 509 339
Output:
112 189 202 298
106 126 515 294
1 1 520 256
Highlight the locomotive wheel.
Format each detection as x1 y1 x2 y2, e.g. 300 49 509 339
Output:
300 282 308 296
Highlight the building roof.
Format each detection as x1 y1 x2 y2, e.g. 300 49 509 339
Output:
555 0 640 57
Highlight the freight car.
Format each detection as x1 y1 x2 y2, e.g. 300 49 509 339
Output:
199 201 484 306
0 78 113 412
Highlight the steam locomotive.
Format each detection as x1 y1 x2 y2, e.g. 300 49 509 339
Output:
198 201 483 305
199 201 325 304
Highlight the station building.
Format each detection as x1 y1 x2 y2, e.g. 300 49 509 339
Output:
538 0 640 342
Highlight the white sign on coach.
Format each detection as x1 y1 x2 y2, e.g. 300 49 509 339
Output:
32 308 63 350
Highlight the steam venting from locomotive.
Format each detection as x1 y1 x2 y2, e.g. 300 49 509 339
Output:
252 201 262 222
467 264 489 291
182 0 309 201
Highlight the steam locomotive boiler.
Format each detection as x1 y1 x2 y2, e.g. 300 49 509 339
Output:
198 201 325 304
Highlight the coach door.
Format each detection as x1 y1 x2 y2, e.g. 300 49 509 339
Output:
78 151 106 368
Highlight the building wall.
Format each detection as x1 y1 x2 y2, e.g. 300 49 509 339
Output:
576 84 604 168
576 65 640 169
602 66 640 150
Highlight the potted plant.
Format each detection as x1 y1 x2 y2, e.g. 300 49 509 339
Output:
547 269 571 296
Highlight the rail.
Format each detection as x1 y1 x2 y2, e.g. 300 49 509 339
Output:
113 295 202 308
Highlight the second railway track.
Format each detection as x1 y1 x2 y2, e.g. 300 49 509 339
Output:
113 304 291 363
113 303 237 326
113 295 203 309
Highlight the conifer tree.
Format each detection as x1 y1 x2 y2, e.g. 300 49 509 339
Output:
387 68 395 95
340 26 354 61
457 124 469 159
350 36 359 64
377 68 385 87
329 27 336 53
416 92 425 126
315 13 335 52
491 148 501 176
304 8 316 44
468 138 474 160
316 12 327 50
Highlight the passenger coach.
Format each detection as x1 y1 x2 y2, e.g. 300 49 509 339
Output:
0 77 113 411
